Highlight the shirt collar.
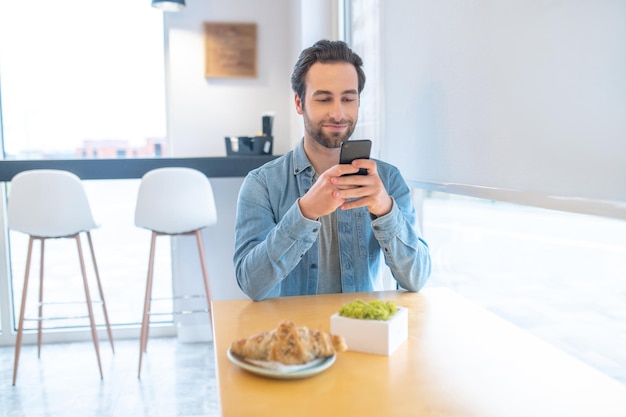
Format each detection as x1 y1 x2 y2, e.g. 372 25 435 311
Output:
292 137 313 176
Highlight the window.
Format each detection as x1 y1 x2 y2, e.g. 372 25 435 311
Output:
0 1 173 343
0 1 166 159
344 1 626 384
422 193 626 384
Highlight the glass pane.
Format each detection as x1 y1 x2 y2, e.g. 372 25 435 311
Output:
0 0 172 332
0 0 166 159
423 192 626 383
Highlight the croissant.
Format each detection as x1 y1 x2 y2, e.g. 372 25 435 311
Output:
231 320 347 365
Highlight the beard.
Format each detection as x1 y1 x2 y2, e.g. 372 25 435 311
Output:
303 111 356 149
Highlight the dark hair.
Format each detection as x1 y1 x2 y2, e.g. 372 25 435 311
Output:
290 39 366 103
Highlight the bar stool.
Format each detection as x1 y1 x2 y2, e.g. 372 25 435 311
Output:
134 167 217 378
7 169 115 385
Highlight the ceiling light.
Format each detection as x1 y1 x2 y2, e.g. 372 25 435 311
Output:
151 0 185 12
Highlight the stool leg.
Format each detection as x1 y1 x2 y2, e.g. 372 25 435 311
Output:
37 238 45 358
138 231 157 378
194 230 213 323
75 234 104 380
85 231 115 354
12 236 35 386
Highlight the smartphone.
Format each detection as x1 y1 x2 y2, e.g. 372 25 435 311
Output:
339 140 372 175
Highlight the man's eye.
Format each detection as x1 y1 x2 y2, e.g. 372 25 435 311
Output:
316 98 331 102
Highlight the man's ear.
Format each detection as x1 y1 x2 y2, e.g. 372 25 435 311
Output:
294 93 304 115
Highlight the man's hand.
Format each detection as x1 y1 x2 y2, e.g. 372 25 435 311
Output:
298 159 392 220
298 165 349 220
332 159 393 217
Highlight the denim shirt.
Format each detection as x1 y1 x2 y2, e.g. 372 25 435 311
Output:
233 140 431 301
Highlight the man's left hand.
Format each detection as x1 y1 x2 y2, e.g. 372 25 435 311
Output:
331 159 393 217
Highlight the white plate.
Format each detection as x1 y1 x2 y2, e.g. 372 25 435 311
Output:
227 348 336 380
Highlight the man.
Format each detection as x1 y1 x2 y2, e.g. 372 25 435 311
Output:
234 39 431 301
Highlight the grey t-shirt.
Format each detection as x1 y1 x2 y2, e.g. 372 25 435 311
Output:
313 172 342 294
317 208 342 293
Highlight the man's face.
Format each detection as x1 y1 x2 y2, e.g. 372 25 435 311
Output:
295 62 359 149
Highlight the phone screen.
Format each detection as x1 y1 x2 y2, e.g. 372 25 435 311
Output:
339 140 372 175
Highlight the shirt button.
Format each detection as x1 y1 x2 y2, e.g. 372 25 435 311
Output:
310 263 317 269
373 225 380 231
312 228 319 233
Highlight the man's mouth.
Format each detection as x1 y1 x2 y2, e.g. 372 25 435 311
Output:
323 123 348 131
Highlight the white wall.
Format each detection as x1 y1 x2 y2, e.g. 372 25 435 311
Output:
164 0 299 157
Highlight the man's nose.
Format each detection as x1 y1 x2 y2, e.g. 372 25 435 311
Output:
328 101 346 121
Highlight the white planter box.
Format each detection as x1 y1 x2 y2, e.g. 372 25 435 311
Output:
330 307 408 355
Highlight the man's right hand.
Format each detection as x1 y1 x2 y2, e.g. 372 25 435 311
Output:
298 164 361 220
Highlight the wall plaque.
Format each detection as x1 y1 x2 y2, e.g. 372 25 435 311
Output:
203 22 257 78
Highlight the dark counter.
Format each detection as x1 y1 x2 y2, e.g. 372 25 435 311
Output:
0 156 278 181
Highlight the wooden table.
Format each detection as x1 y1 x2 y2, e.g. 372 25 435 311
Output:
211 287 626 416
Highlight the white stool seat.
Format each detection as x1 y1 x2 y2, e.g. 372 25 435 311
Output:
134 167 217 377
7 169 114 385
9 169 99 237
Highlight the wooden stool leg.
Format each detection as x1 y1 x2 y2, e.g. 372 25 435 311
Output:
12 236 35 386
75 234 104 380
37 238 45 358
85 231 115 353
194 231 213 323
138 231 157 378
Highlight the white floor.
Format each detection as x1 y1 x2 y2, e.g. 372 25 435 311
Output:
0 337 218 417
